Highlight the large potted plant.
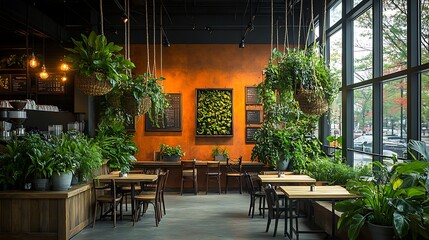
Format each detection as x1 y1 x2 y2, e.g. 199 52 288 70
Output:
334 161 429 240
96 119 137 176
71 133 104 183
51 133 78 191
159 144 185 162
25 134 55 191
65 31 135 96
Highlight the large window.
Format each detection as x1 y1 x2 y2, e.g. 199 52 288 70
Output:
382 0 407 75
383 78 407 158
422 71 429 144
422 1 429 64
353 87 372 166
353 10 373 83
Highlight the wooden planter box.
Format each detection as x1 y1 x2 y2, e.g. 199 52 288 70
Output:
0 183 93 240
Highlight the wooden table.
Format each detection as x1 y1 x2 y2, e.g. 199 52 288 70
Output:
95 174 158 220
258 174 316 186
279 185 358 239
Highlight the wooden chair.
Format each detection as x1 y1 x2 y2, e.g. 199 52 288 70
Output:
119 170 143 212
206 161 221 194
264 185 287 237
92 179 123 228
160 170 170 215
181 160 198 195
244 172 266 218
225 156 243 194
134 172 165 226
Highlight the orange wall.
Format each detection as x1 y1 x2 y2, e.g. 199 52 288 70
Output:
130 44 271 162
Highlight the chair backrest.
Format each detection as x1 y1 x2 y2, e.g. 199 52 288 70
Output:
181 160 197 176
206 161 220 174
226 156 243 173
244 172 255 195
161 170 170 192
93 179 117 201
264 185 280 219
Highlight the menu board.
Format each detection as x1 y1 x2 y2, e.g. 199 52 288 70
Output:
12 74 27 93
145 93 182 132
245 86 260 105
246 127 260 143
246 110 261 124
0 74 11 92
37 73 65 94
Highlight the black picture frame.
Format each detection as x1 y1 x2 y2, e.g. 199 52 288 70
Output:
145 93 182 132
245 86 260 105
246 110 261 124
246 127 259 143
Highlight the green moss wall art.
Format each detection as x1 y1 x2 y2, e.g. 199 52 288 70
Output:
196 88 233 137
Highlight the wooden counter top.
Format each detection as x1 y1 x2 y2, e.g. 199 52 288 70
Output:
0 183 91 199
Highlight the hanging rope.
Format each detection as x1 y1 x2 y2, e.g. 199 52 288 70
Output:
305 0 315 50
276 19 279 50
297 0 303 49
284 0 288 52
322 0 327 49
124 0 128 60
127 0 131 60
100 0 104 35
145 0 151 75
152 0 157 77
270 0 273 53
160 4 163 76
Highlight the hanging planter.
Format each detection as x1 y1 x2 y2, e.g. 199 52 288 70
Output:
76 73 113 96
293 89 329 115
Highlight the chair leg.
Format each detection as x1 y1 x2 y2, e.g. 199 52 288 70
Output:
194 176 198 195
217 176 221 194
161 193 166 215
225 177 228 194
248 197 253 216
206 175 209 195
180 177 184 195
273 214 279 237
239 176 242 194
266 216 271 232
251 197 256 218
93 202 98 228
113 202 117 228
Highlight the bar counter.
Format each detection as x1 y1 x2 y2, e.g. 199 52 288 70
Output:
0 183 93 240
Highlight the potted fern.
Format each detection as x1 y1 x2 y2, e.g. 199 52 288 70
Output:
211 146 229 161
65 31 135 96
159 144 185 162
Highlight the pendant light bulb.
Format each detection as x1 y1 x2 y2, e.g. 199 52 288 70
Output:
29 53 39 68
60 61 70 72
61 73 67 82
39 64 49 79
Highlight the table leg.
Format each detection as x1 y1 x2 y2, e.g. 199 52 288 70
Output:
331 200 337 240
131 183 136 220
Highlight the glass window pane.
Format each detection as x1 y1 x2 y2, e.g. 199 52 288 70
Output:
383 78 407 158
329 93 342 136
382 0 407 75
353 10 373 83
353 86 373 166
314 22 320 41
329 2 342 27
329 29 342 81
354 0 363 7
422 1 429 64
422 72 429 143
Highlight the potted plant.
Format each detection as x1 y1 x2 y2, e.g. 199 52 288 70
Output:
65 31 135 96
71 133 103 183
211 146 229 161
334 161 429 240
50 133 79 191
0 137 30 190
24 134 55 191
159 144 185 162
96 119 137 176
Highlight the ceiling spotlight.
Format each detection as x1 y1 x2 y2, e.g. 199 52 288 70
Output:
205 26 213 34
239 38 245 48
121 13 129 23
163 36 171 47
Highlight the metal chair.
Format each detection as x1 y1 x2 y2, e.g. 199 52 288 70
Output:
225 156 243 194
181 160 198 195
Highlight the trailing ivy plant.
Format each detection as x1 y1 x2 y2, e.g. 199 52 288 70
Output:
196 89 233 136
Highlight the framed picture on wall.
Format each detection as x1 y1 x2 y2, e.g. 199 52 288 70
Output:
246 110 262 124
245 86 260 105
145 93 182 132
246 127 259 144
195 88 233 137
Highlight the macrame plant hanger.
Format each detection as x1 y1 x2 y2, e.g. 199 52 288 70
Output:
100 0 104 35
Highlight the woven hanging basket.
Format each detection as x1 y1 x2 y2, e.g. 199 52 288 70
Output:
139 96 152 115
76 73 113 96
294 89 329 115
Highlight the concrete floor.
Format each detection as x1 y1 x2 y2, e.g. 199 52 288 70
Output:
72 192 327 240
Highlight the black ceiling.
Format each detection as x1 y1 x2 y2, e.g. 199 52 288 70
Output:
0 0 317 47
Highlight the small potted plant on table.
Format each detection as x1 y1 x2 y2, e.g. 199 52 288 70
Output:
211 146 229 161
160 144 185 162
